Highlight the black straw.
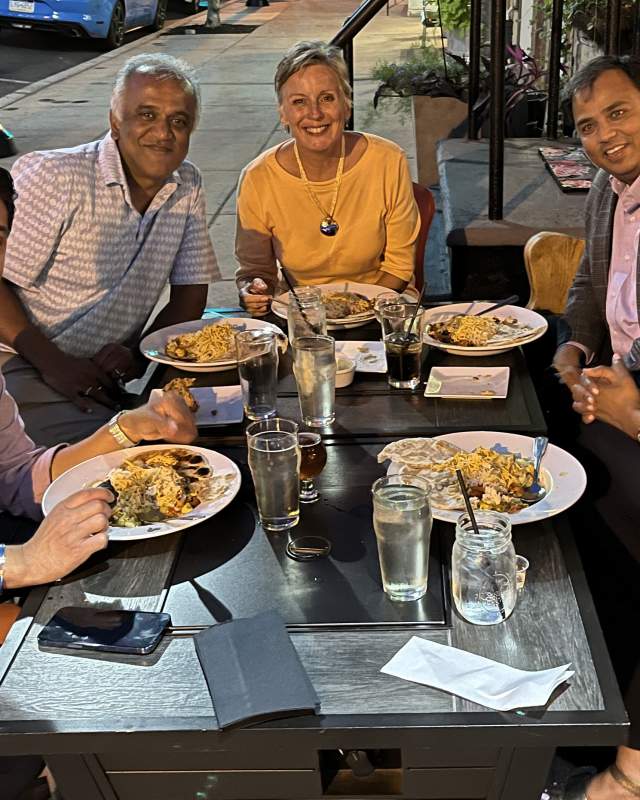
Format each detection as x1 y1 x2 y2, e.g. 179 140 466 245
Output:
455 469 507 621
404 282 428 344
280 268 320 335
475 294 519 317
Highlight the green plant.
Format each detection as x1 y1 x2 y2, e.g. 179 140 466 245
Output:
372 47 469 109
438 0 471 31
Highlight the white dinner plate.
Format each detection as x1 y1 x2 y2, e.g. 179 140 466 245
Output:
140 317 284 373
272 282 394 330
422 303 548 356
335 340 387 373
424 366 510 399
42 444 242 542
385 431 586 525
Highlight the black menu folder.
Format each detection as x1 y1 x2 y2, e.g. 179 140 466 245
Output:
194 609 321 728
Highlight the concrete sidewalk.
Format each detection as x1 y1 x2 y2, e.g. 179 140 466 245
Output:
0 0 431 306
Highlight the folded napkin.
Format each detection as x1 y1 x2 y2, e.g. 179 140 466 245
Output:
195 610 320 728
191 386 243 427
381 636 573 711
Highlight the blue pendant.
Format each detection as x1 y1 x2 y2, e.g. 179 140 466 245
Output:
320 217 339 236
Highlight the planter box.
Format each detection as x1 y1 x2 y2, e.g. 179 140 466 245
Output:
413 95 467 186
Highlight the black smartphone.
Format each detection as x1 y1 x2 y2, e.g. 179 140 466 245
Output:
38 607 172 655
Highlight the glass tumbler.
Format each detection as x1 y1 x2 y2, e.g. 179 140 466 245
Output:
292 335 336 427
372 474 432 602
380 304 425 390
236 329 279 420
451 511 517 625
246 418 300 532
287 286 327 344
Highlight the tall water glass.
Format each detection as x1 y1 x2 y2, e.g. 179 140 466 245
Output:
236 329 278 420
451 511 517 625
380 304 425 390
372 474 432 601
247 418 300 532
287 286 327 344
292 335 336 427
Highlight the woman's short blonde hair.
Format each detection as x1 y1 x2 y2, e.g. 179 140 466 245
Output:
274 40 352 112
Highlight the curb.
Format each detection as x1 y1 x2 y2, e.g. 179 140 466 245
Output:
0 8 208 110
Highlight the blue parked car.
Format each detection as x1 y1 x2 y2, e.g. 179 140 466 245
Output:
0 0 170 48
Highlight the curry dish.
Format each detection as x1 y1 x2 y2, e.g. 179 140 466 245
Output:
101 449 233 527
322 292 373 320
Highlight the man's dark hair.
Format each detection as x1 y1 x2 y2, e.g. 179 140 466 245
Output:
564 55 640 103
0 167 15 230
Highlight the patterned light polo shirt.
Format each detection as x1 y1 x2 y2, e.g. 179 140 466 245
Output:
4 133 220 357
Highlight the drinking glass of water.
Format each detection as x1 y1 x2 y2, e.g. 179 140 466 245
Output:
380 304 424 390
372 474 432 602
298 432 327 503
246 418 300 532
287 286 327 344
292 335 336 427
235 329 279 420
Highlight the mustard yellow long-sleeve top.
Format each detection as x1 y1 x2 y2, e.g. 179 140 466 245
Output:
235 133 420 293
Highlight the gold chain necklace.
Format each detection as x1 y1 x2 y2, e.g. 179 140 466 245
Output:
293 135 345 237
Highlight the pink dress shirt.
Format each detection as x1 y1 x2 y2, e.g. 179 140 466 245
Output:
569 174 640 363
606 175 640 357
0 369 61 520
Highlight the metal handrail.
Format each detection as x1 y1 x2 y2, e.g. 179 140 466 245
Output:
330 0 390 128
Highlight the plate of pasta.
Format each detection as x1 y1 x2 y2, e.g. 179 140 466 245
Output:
42 444 242 541
422 303 548 356
140 317 285 372
378 431 586 525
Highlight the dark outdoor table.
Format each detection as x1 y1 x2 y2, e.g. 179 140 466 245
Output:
0 439 627 800
159 316 546 442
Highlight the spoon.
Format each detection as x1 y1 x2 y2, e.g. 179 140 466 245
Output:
521 436 549 504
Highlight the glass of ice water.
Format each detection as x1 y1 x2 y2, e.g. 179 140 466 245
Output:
236 329 279 420
287 286 327 344
292 335 336 427
246 418 300 532
372 474 432 601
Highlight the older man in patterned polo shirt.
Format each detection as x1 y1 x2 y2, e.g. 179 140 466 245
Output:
0 53 220 446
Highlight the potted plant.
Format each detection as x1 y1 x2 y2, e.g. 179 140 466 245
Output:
372 47 469 186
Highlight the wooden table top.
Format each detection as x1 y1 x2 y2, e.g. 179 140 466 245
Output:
0 314 627 756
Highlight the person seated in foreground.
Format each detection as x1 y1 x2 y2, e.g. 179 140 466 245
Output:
235 40 420 316
548 55 640 800
0 167 196 800
0 167 196 589
0 53 220 447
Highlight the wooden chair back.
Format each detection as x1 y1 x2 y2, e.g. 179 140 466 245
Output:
0 603 20 646
524 231 585 314
412 182 436 292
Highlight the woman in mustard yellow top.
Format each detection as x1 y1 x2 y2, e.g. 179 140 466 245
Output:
235 40 420 316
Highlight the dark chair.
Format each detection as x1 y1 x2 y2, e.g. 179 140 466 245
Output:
412 182 436 292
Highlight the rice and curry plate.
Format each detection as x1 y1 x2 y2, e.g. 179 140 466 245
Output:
98 449 234 528
378 438 536 514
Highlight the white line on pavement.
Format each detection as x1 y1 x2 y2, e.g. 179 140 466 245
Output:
0 78 30 84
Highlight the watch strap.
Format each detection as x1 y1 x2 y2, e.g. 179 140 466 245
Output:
107 412 136 449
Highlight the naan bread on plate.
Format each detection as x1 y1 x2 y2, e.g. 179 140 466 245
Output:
377 437 462 468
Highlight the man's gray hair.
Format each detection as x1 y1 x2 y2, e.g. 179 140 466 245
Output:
111 53 201 123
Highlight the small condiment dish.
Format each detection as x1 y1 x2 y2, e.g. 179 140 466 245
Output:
336 355 356 388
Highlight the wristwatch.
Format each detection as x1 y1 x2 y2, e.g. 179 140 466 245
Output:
0 543 6 595
107 412 136 449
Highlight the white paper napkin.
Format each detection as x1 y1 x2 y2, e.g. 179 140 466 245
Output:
381 636 574 711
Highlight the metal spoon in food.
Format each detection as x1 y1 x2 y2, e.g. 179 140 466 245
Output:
521 436 549 504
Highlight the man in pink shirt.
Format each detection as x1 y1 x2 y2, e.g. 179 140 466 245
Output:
550 55 640 800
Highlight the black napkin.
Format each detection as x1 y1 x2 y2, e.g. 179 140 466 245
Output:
194 609 320 728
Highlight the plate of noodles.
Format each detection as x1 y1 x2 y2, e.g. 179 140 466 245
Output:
422 303 548 356
378 431 586 525
42 444 242 541
140 317 285 373
272 282 394 329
